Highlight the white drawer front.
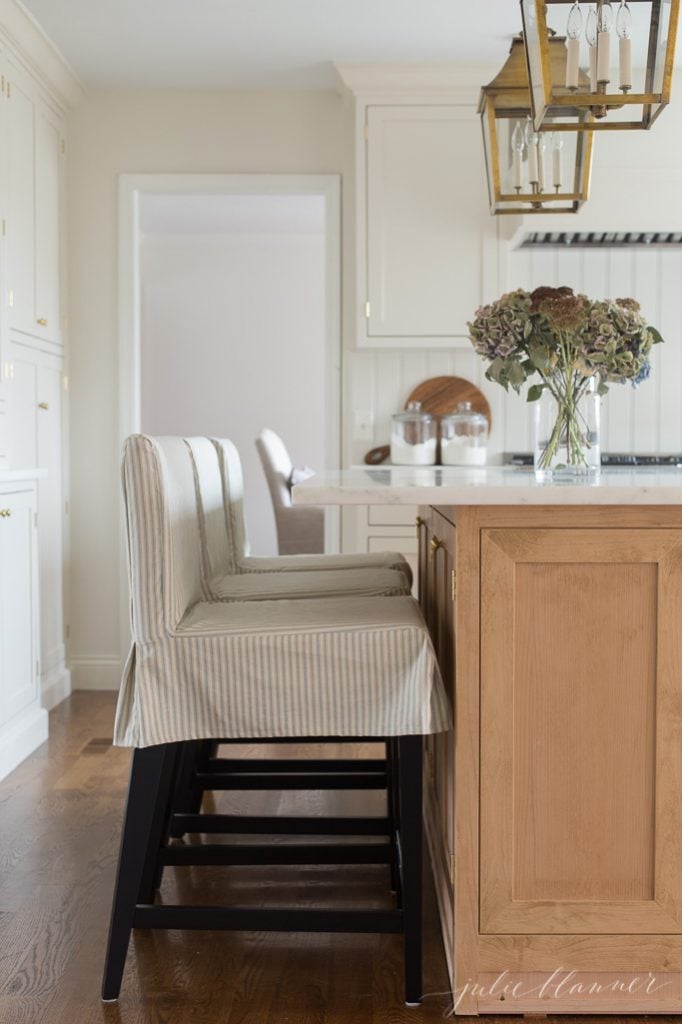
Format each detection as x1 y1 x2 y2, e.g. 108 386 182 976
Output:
368 505 417 527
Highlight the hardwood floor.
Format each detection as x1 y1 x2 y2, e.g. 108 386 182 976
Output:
1 692 679 1024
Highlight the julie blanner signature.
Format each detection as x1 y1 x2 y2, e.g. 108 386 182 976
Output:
424 968 675 1016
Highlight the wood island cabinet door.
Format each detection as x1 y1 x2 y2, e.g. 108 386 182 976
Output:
480 528 682 935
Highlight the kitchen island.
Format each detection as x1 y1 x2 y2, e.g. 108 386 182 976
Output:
293 466 682 1015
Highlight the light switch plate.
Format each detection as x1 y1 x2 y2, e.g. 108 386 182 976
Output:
353 409 374 442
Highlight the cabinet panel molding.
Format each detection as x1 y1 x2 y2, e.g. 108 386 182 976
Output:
480 527 682 935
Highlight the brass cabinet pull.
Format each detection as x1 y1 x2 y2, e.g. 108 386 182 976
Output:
0 508 12 517
415 515 425 535
38 402 49 410
36 317 48 327
429 535 444 560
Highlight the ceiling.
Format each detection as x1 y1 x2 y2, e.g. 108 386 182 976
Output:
140 193 325 237
18 0 521 90
19 0 677 91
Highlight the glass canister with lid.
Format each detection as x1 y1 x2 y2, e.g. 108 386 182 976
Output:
440 402 488 466
390 401 437 466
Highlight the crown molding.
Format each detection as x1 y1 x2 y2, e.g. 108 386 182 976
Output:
334 61 496 105
0 0 85 109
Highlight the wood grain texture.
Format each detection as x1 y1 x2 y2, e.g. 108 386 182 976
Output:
480 527 682 935
0 693 455 1024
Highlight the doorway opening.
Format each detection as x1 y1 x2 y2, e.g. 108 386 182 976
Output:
118 174 341 655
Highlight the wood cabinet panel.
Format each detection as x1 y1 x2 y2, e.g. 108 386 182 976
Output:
480 527 682 935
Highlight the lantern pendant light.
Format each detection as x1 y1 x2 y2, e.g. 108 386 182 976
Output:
479 35 594 214
520 0 680 131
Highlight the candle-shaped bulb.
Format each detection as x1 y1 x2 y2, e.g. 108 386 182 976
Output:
552 133 564 192
567 1 583 37
565 2 583 90
616 0 632 37
511 120 525 153
527 128 540 186
511 120 525 192
597 1 613 32
597 1 612 84
538 133 548 193
616 1 632 90
586 6 598 90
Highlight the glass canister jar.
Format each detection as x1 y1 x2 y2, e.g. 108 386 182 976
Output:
440 402 488 466
390 402 437 466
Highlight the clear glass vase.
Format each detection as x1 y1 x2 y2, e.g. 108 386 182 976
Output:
533 375 601 480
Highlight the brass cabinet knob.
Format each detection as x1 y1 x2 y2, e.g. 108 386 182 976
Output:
38 402 49 410
0 508 12 517
36 318 48 327
415 515 425 535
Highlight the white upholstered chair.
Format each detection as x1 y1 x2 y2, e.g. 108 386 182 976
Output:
255 427 323 555
104 434 449 1007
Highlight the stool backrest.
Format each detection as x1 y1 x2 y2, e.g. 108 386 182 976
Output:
122 434 207 638
185 436 236 581
211 437 251 564
255 428 294 512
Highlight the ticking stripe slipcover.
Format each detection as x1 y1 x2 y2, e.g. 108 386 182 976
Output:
114 434 449 747
186 436 410 600
209 437 414 583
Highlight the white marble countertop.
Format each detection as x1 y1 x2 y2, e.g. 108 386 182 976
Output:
292 465 682 506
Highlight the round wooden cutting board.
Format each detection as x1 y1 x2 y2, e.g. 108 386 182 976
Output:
405 375 492 428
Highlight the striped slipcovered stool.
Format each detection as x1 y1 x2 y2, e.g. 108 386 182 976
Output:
210 435 413 583
102 435 449 1006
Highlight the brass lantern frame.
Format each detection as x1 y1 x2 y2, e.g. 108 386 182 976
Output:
521 0 680 131
480 36 594 214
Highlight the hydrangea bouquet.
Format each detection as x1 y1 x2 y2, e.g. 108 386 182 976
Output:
468 286 663 474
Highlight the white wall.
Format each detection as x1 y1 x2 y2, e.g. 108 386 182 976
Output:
140 229 327 554
67 89 344 689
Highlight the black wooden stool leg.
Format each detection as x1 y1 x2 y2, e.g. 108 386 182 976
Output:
102 744 175 1002
398 735 423 1007
138 744 181 901
168 740 202 838
386 739 399 895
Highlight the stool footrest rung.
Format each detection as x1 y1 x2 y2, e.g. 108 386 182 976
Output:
161 842 393 866
132 904 403 933
208 757 386 774
195 772 387 790
172 813 392 836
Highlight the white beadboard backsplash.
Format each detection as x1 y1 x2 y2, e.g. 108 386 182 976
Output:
347 246 682 464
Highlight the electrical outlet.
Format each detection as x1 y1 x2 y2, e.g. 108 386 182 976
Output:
353 409 374 442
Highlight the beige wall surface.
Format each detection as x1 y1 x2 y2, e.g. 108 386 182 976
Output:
67 89 345 687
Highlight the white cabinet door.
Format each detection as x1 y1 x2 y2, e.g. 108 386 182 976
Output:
6 354 38 469
36 364 64 679
6 70 35 339
362 105 490 348
34 108 61 345
0 488 38 725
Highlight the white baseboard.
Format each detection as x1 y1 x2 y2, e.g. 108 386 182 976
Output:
0 703 49 782
41 662 72 711
70 656 121 691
